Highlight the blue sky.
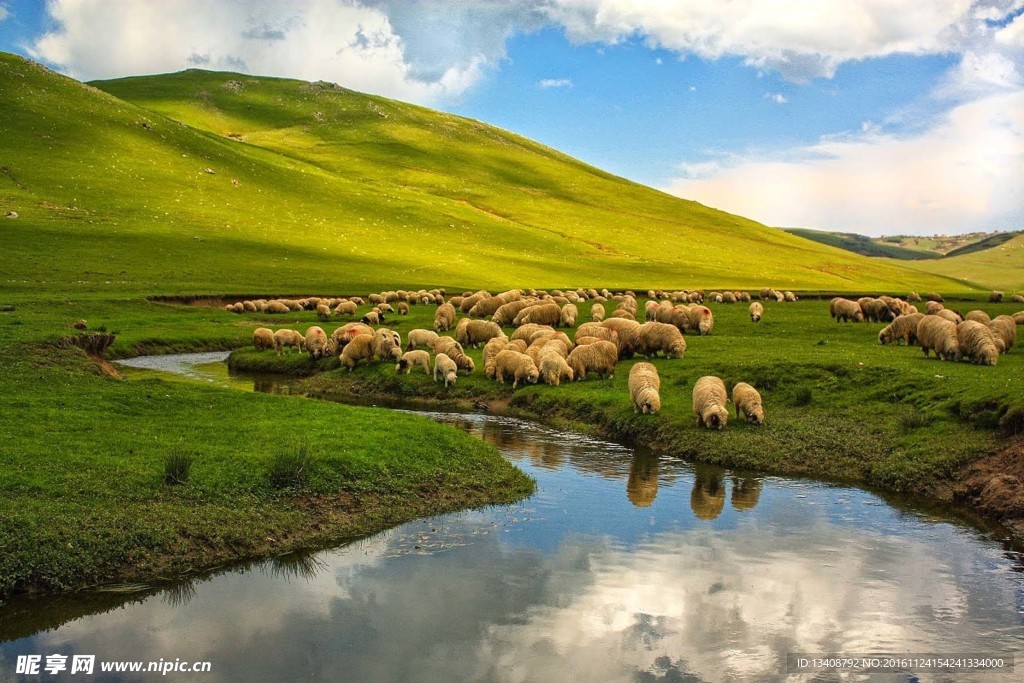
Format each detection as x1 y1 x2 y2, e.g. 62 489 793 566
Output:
1 0 1022 236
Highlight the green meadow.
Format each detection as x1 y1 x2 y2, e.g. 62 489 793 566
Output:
1 51 1021 596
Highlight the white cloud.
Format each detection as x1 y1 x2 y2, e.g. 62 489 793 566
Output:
543 0 982 82
0 5 8 23
765 92 788 104
539 77 573 88
28 0 493 104
664 89 1024 235
996 12 1024 47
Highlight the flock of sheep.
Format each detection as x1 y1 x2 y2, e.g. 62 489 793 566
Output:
237 284 1021 430
238 286 785 430
829 291 1023 366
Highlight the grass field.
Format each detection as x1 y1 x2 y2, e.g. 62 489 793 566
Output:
0 52 967 294
1 51 1019 597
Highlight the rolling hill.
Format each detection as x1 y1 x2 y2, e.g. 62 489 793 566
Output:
886 233 1024 292
0 52 964 294
783 228 940 260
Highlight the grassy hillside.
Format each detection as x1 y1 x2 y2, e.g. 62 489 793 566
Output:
784 228 940 260
0 52 962 294
888 234 1024 292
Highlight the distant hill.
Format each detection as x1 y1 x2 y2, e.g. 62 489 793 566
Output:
783 229 940 260
888 234 1024 292
0 52 965 294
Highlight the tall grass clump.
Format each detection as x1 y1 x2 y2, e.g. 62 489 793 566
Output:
268 442 313 489
163 449 194 485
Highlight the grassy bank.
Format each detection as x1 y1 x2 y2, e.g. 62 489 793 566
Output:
226 296 1024 505
0 296 533 598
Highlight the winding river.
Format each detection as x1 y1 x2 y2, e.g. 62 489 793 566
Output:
1 353 1022 682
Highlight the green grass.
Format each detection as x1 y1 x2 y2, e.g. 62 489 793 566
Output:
227 297 1024 495
0 52 967 293
888 234 1024 291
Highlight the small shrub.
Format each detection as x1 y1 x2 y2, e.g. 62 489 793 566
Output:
900 410 929 432
163 449 194 485
999 405 1024 437
792 387 813 406
268 443 312 489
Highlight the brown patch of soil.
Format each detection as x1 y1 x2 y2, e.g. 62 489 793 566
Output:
90 355 125 380
946 438 1024 522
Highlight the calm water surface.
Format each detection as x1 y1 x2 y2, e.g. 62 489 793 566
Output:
1 353 1022 681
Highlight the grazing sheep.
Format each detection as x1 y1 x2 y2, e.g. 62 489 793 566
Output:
368 293 385 305
591 302 606 322
957 320 999 365
316 303 331 321
273 329 305 355
916 316 961 361
1011 294 1024 304
722 291 737 304
331 322 374 349
334 300 357 316
731 382 764 425
566 340 618 381
575 323 618 345
1014 312 1024 325
832 298 864 323
396 349 431 374
493 350 540 388
265 300 289 314
965 310 991 324
924 301 945 315
434 302 457 332
242 300 258 312
253 327 275 352
924 292 944 302
491 298 539 326
907 291 922 302
371 328 403 362
989 291 1004 303
693 376 729 430
628 362 661 414
539 351 574 386
397 301 409 315
305 326 333 360
644 300 660 322
377 303 395 314
512 323 553 343
406 328 440 351
759 288 775 300
456 318 505 348
560 303 578 328
935 309 962 324
527 337 569 366
989 315 1016 353
433 353 458 387
483 336 512 378
514 302 562 327
574 335 611 346
738 292 752 302
434 337 475 374
858 297 893 323
878 313 925 346
783 291 797 302
749 302 763 323
636 322 687 359
686 306 715 335
360 310 380 326
600 318 642 358
341 333 375 370
609 308 636 321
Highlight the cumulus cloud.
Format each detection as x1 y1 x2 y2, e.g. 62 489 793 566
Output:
764 92 788 104
28 0 494 104
539 77 573 88
664 89 1024 235
543 0 983 82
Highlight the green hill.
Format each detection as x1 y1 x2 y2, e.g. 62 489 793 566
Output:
0 52 963 294
783 228 940 260
887 234 1024 292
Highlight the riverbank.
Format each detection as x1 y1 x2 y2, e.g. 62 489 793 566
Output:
0 326 533 598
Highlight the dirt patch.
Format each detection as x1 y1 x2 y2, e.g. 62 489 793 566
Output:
90 356 125 380
946 438 1024 522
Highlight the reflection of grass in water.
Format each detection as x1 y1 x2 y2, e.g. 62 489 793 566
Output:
264 552 329 583
161 580 198 608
